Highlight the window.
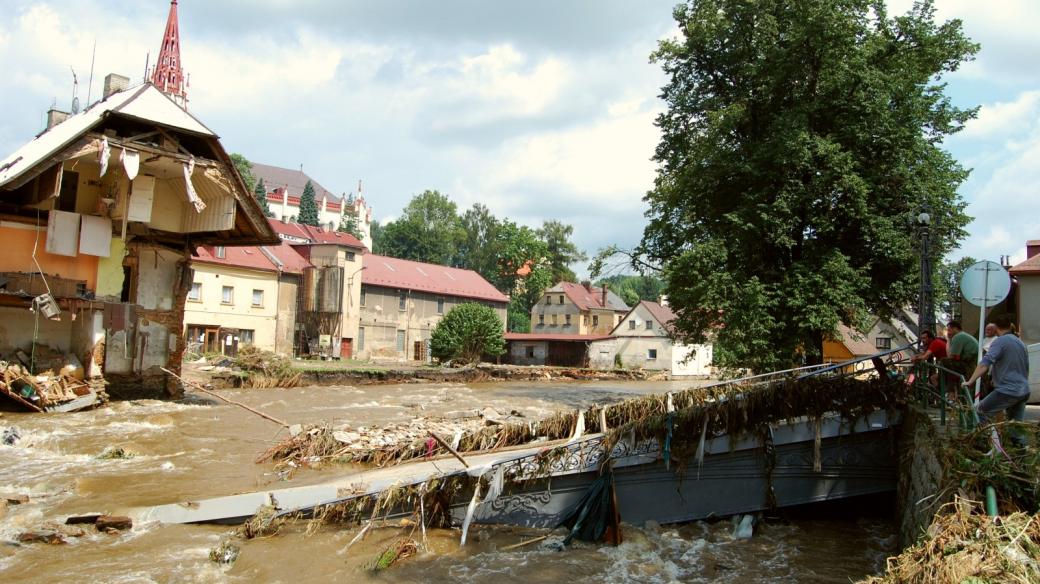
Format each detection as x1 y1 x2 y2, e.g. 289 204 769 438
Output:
593 315 599 327
646 320 653 330
240 330 254 345
360 290 366 307
187 282 201 301
437 299 445 314
221 286 233 304
647 349 658 360
617 315 623 325
546 296 552 305
558 295 564 304
215 246 226 259
327 222 335 231
396 330 406 352
551 314 558 326
583 315 588 326
538 314 544 325
346 251 355 261
251 289 264 307
358 327 365 351
628 320 636 330
525 345 535 358
565 314 571 326
399 292 407 310
876 337 892 350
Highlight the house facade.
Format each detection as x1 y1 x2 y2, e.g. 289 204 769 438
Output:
607 300 713 376
251 162 374 250
1009 240 1040 346
0 82 276 398
530 282 629 335
185 240 308 357
357 254 508 361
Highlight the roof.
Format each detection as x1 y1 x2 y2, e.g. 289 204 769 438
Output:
0 84 214 188
832 324 878 357
362 254 509 304
1010 252 1040 276
252 162 338 202
193 240 311 275
640 300 677 335
505 333 613 342
269 219 365 249
548 281 629 312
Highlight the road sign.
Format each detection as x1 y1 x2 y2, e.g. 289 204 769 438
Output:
960 260 1011 308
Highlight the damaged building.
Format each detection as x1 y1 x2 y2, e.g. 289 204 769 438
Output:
0 80 277 400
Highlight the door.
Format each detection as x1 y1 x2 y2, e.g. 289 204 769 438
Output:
413 340 426 361
340 338 352 359
204 328 220 353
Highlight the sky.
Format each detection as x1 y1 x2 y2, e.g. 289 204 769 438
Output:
0 0 1037 276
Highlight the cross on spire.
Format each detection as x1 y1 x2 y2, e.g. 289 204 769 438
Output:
151 0 188 107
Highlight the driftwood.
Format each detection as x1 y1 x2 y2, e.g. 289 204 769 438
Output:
161 367 289 428
428 432 470 468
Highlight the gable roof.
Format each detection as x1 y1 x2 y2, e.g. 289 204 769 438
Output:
610 299 677 336
269 218 365 249
1010 252 1040 276
362 254 509 304
192 240 310 275
252 162 338 202
505 332 612 342
831 324 879 357
547 281 629 312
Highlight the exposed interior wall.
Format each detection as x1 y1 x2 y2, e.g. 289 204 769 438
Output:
95 237 127 300
0 306 74 354
0 222 100 291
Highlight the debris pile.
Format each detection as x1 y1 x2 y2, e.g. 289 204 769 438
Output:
0 351 106 413
233 346 301 388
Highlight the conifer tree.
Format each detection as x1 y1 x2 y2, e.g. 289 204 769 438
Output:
297 180 320 227
253 178 274 218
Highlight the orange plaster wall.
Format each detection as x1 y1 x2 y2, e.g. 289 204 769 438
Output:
0 226 99 291
822 340 854 362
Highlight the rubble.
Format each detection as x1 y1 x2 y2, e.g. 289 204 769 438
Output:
0 348 107 412
95 515 133 532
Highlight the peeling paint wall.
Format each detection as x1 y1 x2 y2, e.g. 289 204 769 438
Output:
0 306 74 354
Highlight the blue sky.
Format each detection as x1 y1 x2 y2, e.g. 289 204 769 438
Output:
1 1 1036 274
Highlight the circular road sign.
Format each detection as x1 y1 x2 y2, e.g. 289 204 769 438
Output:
960 260 1011 307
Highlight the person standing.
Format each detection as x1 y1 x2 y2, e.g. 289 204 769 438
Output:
944 320 979 377
981 322 999 354
912 330 948 363
963 314 1030 432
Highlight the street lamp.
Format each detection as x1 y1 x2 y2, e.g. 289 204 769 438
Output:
916 208 935 338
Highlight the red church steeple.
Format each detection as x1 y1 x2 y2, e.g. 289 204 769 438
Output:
151 0 188 107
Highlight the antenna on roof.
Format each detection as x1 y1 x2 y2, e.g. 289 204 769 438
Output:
144 51 150 83
85 40 96 106
69 66 80 114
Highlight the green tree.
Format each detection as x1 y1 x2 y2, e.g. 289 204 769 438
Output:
379 190 463 265
253 178 274 218
641 0 977 372
230 153 256 193
297 180 320 227
370 219 385 253
937 256 977 321
458 203 503 283
338 199 362 238
596 274 665 307
430 303 506 364
536 220 587 283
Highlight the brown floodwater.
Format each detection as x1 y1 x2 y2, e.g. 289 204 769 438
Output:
0 379 897 582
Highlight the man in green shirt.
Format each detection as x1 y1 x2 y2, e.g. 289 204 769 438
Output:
944 320 979 380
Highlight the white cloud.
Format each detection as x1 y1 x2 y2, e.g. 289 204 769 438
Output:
960 90 1040 140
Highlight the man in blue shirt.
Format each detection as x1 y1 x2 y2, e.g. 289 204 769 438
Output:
963 314 1030 429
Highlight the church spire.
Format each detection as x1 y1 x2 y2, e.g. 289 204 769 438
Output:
151 0 188 107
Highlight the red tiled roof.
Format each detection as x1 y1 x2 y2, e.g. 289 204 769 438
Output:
505 332 613 342
192 240 313 275
268 218 365 249
1010 253 1040 275
549 281 629 312
362 254 508 304
194 245 278 273
640 300 677 335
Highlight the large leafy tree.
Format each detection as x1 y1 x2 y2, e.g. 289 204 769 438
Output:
379 190 463 265
230 153 256 193
458 203 503 283
297 180 321 227
253 178 274 218
642 0 977 372
536 220 587 283
596 274 666 307
430 303 506 364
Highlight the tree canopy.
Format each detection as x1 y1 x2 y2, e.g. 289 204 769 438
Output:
230 153 256 194
596 274 666 308
297 180 320 227
430 303 506 364
641 0 977 372
254 178 274 218
378 190 463 265
537 220 588 283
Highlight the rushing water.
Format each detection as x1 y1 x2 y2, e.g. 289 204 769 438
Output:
0 379 896 582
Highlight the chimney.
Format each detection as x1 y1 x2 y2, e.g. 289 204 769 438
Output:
46 107 69 129
601 284 608 307
1027 240 1040 260
103 73 130 99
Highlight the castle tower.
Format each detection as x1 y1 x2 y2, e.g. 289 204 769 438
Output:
151 0 188 107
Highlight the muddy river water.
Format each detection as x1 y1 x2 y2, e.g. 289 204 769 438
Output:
0 379 896 582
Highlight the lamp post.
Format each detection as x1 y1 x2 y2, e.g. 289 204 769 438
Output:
916 209 935 337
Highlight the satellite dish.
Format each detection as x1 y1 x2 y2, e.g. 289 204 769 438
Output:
960 260 1011 308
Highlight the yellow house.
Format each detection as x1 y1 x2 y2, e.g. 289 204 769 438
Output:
185 241 309 356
